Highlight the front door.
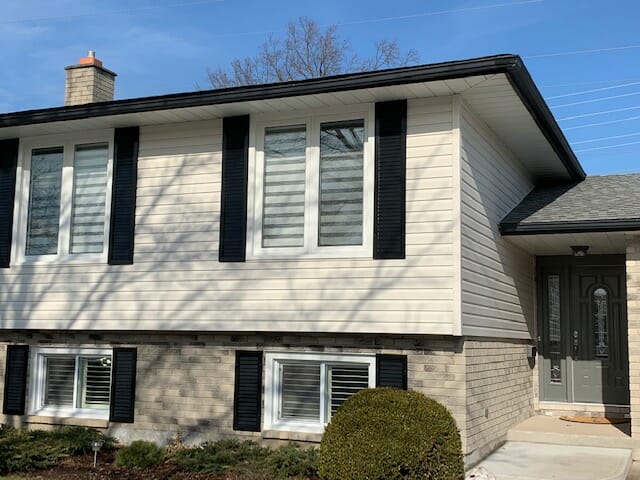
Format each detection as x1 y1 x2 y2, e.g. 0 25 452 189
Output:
538 256 630 405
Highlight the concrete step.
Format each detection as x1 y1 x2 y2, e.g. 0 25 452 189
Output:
507 415 635 450
473 442 632 480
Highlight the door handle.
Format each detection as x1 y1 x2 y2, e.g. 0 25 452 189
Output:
573 330 579 357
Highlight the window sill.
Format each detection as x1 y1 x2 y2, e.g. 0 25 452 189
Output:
14 254 109 266
262 429 323 443
247 248 372 261
24 415 109 429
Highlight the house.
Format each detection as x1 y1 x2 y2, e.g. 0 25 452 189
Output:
0 51 638 466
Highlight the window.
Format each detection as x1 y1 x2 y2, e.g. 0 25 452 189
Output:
29 347 112 419
249 108 374 258
15 133 113 263
264 352 375 433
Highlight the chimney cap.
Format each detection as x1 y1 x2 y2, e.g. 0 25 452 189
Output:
78 50 103 67
65 51 117 76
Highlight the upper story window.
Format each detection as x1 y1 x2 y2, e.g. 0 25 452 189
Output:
15 133 113 264
248 108 374 259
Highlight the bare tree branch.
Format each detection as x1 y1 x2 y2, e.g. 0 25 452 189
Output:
203 17 419 88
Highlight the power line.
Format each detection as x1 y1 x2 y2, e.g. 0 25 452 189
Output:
558 106 640 121
525 44 640 59
1 0 224 24
575 140 640 153
545 81 640 100
573 132 640 145
542 78 640 89
204 0 546 39
551 91 640 108
335 0 544 27
564 115 640 130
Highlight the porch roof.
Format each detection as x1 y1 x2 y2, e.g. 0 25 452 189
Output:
500 173 640 235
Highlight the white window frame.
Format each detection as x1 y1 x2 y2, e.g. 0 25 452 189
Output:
28 346 113 420
263 351 375 434
12 130 114 265
247 105 375 259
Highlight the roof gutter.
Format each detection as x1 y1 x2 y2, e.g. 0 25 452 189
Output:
0 54 585 181
500 218 640 235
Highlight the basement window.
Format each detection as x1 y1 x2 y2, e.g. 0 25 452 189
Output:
263 352 375 433
29 347 112 419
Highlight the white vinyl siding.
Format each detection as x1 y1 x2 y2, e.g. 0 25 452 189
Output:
459 102 535 339
1 97 455 335
70 144 109 253
29 347 112 419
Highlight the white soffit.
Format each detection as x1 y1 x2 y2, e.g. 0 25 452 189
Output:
461 74 570 180
0 72 574 182
506 232 627 256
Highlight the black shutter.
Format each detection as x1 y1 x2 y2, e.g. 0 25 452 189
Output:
376 354 407 390
219 115 250 262
108 127 139 265
0 139 19 269
3 345 29 415
374 100 407 260
233 350 263 431
109 348 137 423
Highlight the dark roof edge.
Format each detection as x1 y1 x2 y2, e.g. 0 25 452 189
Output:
500 219 640 236
504 58 585 181
0 54 584 181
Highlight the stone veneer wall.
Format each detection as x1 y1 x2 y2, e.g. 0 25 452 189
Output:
627 235 640 439
0 332 467 445
0 332 535 462
463 338 534 465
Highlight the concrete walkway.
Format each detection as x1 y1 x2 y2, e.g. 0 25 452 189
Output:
472 441 632 480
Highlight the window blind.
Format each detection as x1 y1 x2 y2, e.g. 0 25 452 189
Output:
328 363 369 416
319 120 364 246
25 148 63 256
79 357 111 409
43 355 112 410
262 126 306 248
44 356 75 407
70 144 108 253
280 363 321 421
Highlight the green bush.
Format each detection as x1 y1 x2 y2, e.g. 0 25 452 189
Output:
171 439 317 478
318 388 464 480
263 443 318 479
114 440 165 468
0 426 116 474
172 439 269 475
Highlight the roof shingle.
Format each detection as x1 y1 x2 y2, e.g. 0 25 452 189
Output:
501 173 640 234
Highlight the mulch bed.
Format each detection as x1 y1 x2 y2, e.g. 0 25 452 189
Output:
10 451 298 480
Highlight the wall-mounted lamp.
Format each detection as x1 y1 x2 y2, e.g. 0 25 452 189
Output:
571 245 589 257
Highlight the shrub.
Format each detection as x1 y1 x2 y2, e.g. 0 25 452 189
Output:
172 439 269 475
0 426 116 474
263 443 318 479
114 440 165 468
318 388 464 480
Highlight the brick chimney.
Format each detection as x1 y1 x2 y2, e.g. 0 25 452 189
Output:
64 51 117 105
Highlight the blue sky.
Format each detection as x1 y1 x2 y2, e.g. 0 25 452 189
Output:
1 0 638 175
